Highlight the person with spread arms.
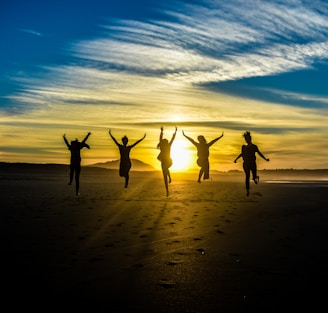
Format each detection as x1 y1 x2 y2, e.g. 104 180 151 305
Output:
234 131 269 196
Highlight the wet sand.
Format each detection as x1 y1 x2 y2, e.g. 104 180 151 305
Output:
2 164 328 312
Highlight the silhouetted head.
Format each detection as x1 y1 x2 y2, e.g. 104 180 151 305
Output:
161 138 169 146
122 136 128 145
243 131 252 143
198 135 207 143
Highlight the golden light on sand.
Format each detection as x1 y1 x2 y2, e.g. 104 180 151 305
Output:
170 139 194 171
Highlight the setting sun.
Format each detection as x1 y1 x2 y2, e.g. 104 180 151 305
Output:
170 139 194 172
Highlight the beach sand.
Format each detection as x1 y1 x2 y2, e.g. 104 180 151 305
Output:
2 164 328 312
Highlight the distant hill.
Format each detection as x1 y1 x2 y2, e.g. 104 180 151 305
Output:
1 162 328 178
89 159 156 171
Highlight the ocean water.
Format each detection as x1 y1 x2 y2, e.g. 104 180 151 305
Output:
265 179 328 187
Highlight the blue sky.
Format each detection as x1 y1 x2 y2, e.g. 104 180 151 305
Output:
1 0 328 171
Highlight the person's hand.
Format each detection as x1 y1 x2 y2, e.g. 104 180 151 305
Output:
88 132 91 135
160 126 164 132
266 158 270 161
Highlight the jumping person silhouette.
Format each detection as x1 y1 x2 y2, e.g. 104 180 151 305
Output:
182 130 224 183
63 132 91 195
109 129 146 188
157 126 177 196
234 131 269 196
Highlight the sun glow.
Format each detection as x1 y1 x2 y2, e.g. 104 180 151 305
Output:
170 139 194 172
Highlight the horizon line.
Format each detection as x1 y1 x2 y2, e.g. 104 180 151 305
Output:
1 161 328 172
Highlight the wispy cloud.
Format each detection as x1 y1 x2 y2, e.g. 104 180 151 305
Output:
17 28 43 37
8 0 328 109
65 0 328 86
7 0 328 128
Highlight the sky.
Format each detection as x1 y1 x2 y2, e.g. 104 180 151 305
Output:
1 0 328 172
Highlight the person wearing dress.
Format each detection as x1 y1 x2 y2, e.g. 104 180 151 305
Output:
109 129 146 188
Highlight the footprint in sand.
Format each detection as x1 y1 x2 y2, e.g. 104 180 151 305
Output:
166 260 183 266
174 251 189 256
158 279 175 288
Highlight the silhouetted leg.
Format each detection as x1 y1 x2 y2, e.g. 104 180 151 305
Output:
125 174 129 188
243 163 250 196
251 163 259 184
75 165 81 195
162 166 169 196
203 162 210 180
120 164 130 188
69 165 74 184
245 173 250 196
164 175 169 196
168 170 172 183
198 169 203 183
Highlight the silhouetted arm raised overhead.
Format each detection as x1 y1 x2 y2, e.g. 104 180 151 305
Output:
81 132 91 144
63 134 70 149
157 127 164 148
182 130 197 146
208 132 224 147
109 129 120 147
80 132 91 149
130 133 146 148
169 126 177 145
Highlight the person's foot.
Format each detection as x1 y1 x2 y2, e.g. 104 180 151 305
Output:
169 177 172 183
166 190 169 197
197 179 201 183
246 189 250 196
253 176 259 184
68 182 72 185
